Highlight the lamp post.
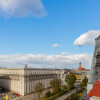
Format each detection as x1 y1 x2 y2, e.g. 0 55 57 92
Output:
34 92 36 100
69 94 71 100
61 82 63 100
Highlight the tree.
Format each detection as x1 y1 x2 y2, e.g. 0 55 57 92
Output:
49 78 61 88
49 78 56 87
49 78 61 94
82 76 88 85
65 72 76 89
34 83 44 99
53 86 61 94
79 76 88 88
62 85 67 91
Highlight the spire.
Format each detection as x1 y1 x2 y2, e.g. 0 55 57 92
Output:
79 62 81 68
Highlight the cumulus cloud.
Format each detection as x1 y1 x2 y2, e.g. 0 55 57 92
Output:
0 53 92 69
0 0 47 18
74 30 100 46
52 44 62 47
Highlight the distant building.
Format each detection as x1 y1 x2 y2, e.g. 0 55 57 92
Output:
76 62 85 71
75 62 90 81
0 65 63 96
74 71 90 85
74 72 82 83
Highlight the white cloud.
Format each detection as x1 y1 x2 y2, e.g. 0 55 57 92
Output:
60 52 68 56
52 44 62 47
0 0 47 18
74 30 100 46
0 53 92 69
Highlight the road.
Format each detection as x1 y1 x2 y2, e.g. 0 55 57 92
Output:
55 88 77 100
80 90 89 100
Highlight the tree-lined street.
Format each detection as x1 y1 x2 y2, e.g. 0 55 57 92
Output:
55 88 77 100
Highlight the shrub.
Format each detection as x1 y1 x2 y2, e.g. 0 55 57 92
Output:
50 95 56 99
53 86 61 94
45 91 51 97
64 92 78 100
62 85 67 91
64 89 84 100
57 93 61 97
57 91 62 96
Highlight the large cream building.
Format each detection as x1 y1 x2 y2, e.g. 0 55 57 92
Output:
0 65 64 96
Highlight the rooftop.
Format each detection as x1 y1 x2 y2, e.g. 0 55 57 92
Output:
88 80 100 97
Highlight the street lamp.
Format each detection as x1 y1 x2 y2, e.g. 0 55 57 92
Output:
34 92 36 100
61 82 63 100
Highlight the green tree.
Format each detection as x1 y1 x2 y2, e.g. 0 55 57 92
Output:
49 78 61 88
49 78 56 87
62 85 67 91
49 78 61 94
79 76 88 88
53 86 61 94
34 83 44 99
65 72 76 89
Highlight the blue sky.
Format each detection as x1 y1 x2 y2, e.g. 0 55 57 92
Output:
0 0 99 69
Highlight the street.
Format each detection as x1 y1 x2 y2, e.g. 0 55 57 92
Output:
80 90 89 100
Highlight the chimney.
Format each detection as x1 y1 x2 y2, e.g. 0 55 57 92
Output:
25 64 27 68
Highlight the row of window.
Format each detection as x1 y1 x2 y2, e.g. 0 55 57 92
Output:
25 75 54 81
25 71 54 75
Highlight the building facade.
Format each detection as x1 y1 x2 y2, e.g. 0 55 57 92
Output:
87 35 100 95
74 72 82 83
0 65 63 96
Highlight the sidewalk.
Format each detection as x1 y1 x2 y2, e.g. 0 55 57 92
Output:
10 88 53 100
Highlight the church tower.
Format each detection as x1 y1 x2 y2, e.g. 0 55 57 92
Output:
79 62 81 69
87 35 100 94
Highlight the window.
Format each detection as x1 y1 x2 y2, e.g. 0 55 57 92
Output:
96 71 99 75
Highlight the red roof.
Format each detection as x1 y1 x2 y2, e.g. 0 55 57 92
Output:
88 80 100 97
77 67 85 71
93 80 100 87
86 69 90 71
81 68 85 70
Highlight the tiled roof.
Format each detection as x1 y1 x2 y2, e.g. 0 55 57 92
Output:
93 80 100 87
88 80 100 97
77 67 85 71
81 68 85 70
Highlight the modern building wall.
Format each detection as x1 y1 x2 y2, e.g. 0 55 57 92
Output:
87 35 100 94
